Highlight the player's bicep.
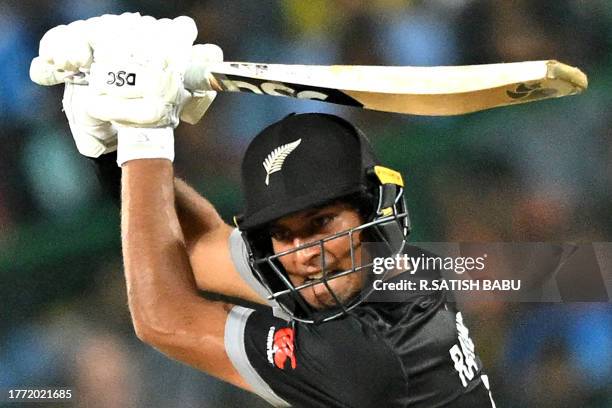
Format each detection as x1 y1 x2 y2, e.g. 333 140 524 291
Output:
224 306 293 407
159 304 292 406
188 225 269 305
141 299 252 391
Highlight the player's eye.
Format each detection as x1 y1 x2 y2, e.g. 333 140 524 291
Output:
311 214 334 231
270 228 292 242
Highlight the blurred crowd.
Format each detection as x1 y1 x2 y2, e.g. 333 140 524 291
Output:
1 1 611 407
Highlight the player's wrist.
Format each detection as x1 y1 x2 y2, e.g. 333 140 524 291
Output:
116 127 175 167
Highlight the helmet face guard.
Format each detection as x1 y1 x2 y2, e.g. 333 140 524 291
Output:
242 169 410 324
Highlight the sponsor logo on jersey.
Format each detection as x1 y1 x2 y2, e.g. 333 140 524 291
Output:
266 326 276 365
449 312 479 387
266 326 297 370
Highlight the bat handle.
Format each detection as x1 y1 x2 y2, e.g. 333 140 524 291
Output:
30 45 219 91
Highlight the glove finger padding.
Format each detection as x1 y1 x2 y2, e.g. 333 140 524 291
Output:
87 15 198 128
39 21 93 72
32 13 139 86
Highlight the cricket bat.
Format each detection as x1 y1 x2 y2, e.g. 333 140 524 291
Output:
31 56 588 116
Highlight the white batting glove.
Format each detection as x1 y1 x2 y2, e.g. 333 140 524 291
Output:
110 43 222 167
86 15 195 126
82 15 213 166
36 15 131 158
180 43 222 125
33 13 146 158
32 13 220 163
40 49 218 160
32 14 141 84
38 20 92 74
63 82 118 157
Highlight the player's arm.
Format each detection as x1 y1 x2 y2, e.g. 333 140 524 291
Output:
121 158 250 389
39 15 266 305
87 152 268 304
83 15 257 388
174 178 267 304
86 152 267 303
33 13 262 396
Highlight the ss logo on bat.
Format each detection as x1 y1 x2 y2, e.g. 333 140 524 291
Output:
221 78 329 101
107 71 136 86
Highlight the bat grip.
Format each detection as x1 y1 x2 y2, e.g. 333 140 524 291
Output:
31 52 218 91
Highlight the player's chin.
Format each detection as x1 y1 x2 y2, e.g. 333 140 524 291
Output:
302 281 358 310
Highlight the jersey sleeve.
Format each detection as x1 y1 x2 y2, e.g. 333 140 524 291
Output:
228 229 272 302
228 229 292 320
224 306 292 407
224 306 407 408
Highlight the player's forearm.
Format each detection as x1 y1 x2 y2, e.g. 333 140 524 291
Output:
174 178 228 248
121 159 204 336
120 160 251 388
173 178 267 304
122 166 264 305
87 154 224 243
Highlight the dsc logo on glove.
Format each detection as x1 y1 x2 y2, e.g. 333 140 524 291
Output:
107 71 136 87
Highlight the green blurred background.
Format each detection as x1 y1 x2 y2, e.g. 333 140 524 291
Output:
1 0 611 406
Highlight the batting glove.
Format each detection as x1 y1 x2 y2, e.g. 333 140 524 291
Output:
31 13 220 163
181 43 222 125
34 15 124 157
31 14 141 85
62 82 118 157
84 15 219 166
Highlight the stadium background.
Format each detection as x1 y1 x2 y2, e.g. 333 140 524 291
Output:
1 0 611 406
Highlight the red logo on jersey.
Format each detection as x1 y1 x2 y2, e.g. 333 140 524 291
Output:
272 327 297 370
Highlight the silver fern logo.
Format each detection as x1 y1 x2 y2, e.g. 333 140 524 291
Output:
263 139 302 186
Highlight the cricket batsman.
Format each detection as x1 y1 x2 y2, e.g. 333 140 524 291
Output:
33 13 496 407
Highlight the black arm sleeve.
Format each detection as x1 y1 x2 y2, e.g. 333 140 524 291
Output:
87 152 121 206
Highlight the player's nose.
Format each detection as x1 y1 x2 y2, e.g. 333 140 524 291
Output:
291 237 323 272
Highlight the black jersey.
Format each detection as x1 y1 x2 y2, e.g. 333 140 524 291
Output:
87 154 496 407
226 230 496 408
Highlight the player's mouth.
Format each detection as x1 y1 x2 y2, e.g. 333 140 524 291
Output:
304 272 324 283
303 270 340 284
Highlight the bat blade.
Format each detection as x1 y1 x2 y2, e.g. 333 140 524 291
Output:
33 55 588 116
195 60 588 116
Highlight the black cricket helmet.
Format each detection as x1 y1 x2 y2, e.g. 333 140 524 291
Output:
235 113 410 323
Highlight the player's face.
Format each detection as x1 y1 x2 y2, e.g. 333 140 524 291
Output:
269 202 365 310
